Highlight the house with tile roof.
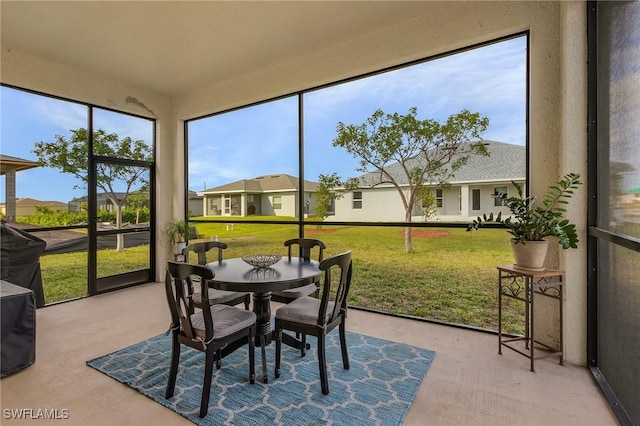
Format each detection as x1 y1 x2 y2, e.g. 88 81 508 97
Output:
197 174 319 217
0 154 41 222
188 190 203 216
328 141 526 222
198 142 525 222
69 192 134 213
0 197 68 217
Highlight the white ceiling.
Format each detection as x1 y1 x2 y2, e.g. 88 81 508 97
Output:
1 1 435 98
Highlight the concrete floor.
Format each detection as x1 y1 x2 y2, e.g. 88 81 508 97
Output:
1 282 617 425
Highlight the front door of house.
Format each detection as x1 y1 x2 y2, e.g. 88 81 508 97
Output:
223 195 231 215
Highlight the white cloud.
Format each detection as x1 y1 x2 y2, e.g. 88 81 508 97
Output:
3 36 528 200
33 97 87 133
304 36 526 146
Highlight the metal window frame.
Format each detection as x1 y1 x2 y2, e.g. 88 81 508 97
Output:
586 2 638 425
0 84 158 301
183 32 530 234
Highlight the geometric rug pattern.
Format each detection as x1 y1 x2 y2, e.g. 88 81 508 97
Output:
87 331 435 426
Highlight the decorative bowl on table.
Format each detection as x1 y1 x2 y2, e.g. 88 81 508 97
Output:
242 254 282 268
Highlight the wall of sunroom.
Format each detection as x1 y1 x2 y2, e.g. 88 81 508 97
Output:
172 2 588 365
1 2 588 365
0 46 179 282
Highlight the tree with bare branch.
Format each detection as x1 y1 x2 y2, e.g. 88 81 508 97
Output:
33 128 152 252
333 107 490 252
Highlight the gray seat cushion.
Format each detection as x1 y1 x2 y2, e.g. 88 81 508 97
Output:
190 304 256 339
272 283 317 299
275 296 334 326
193 288 250 305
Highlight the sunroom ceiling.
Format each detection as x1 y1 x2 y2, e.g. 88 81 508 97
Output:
1 1 434 98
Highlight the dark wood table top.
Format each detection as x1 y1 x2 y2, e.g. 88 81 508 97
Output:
205 257 321 293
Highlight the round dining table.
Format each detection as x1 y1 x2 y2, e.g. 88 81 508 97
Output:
206 256 322 382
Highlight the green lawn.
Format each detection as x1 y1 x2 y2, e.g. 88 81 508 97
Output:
39 217 524 334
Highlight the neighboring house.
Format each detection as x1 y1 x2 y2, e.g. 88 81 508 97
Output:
69 192 134 213
328 141 526 222
198 174 319 217
188 190 203 217
0 154 40 222
0 197 68 217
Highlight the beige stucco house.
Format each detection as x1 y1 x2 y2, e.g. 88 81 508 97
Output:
329 141 525 222
196 142 524 222
0 197 68 217
0 154 40 222
198 174 318 217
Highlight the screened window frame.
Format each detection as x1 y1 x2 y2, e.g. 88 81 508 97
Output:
0 83 158 299
586 2 640 425
183 31 530 236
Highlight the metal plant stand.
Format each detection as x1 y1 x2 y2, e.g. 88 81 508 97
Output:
497 265 564 372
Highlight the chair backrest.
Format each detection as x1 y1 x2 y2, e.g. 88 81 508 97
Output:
284 238 326 262
182 241 228 265
165 261 215 342
317 251 352 326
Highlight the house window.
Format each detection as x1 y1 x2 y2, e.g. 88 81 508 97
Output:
436 189 443 208
273 195 282 209
209 200 219 215
472 189 481 210
494 186 507 206
352 191 362 209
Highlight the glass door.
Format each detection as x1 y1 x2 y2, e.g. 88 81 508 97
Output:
223 195 231 215
89 108 155 294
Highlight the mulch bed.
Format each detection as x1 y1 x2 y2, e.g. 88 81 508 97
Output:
307 228 451 238
306 228 337 235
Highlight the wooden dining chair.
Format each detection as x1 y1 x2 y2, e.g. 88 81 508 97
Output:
271 238 326 303
182 241 251 310
164 261 256 418
274 251 353 395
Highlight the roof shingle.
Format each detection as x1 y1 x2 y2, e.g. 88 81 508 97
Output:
358 140 525 186
201 174 319 194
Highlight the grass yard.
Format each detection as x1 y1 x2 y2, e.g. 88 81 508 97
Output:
39 217 525 334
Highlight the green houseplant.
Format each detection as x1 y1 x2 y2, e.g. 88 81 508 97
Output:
467 172 582 270
163 219 189 257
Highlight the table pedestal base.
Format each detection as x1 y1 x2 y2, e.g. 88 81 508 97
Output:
221 291 311 383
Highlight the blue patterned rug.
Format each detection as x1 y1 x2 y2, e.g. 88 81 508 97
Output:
86 331 435 425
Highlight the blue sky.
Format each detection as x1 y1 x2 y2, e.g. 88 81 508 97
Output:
0 92 154 203
187 36 527 192
1 36 527 203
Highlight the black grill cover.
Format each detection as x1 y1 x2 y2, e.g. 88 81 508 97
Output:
0 222 46 308
1 280 36 377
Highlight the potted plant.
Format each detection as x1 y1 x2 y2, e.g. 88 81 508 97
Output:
163 219 189 258
467 172 582 271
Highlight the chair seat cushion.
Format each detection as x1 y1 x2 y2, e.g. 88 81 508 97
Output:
191 304 256 339
275 296 334 326
272 283 317 300
193 288 249 305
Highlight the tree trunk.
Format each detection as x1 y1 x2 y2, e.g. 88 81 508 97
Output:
404 211 413 252
115 204 124 252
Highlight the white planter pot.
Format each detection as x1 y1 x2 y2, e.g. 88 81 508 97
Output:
510 239 549 272
173 242 186 257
